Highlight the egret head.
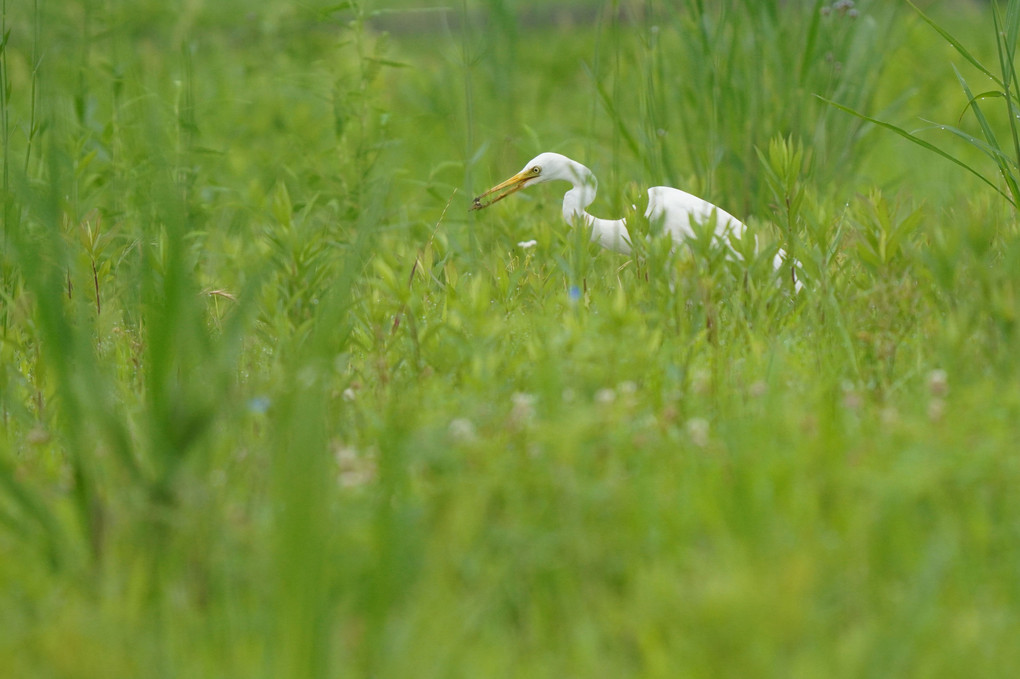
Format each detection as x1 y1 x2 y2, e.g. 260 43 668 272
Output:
471 152 587 210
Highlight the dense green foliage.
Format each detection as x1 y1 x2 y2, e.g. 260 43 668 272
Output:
2 0 1019 676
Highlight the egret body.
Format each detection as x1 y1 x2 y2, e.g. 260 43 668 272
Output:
471 152 799 287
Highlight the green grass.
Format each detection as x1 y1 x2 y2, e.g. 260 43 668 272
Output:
2 0 1020 677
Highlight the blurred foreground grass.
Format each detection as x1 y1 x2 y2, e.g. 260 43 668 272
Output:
1 0 1019 677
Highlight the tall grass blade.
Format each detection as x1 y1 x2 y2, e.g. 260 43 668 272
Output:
952 63 1020 203
584 62 641 160
1005 0 1020 60
819 95 1017 206
906 0 1002 87
798 0 826 85
993 2 1020 176
5 2 1020 675
0 457 66 567
925 117 1020 171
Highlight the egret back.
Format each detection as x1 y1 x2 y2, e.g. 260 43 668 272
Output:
589 217 632 254
644 186 747 245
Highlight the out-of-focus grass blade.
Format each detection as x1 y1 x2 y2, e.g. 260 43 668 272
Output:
798 0 826 85
953 65 1004 152
1008 0 1020 42
960 90 1007 123
818 95 1017 207
923 118 1020 171
952 63 1020 203
1002 0 1020 66
0 457 66 568
992 3 1020 181
906 0 1002 87
583 63 641 159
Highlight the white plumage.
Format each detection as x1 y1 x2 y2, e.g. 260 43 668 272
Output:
471 152 800 289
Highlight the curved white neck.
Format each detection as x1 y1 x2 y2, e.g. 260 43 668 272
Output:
559 159 597 217
559 161 631 254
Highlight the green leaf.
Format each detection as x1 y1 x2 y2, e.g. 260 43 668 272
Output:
952 64 1020 202
819 95 1017 207
583 63 641 160
919 119 1018 172
905 0 1002 88
960 90 1006 123
321 2 355 13
365 57 412 69
992 4 1020 184
272 181 294 228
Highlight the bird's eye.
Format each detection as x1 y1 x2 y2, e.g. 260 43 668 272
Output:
530 166 541 175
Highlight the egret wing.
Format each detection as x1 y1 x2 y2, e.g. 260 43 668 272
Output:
644 186 747 244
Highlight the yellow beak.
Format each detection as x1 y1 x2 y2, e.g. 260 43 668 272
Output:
470 170 532 211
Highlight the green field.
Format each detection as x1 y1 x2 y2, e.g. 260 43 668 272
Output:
2 0 1020 676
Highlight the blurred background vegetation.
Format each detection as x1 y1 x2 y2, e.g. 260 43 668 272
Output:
2 0 1019 677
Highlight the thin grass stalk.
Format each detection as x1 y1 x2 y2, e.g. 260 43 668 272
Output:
0 2 6 172
459 0 478 258
819 96 1018 207
24 0 39 174
645 6 674 182
953 66 1020 204
0 0 12 439
798 0 827 85
610 0 627 185
995 2 1020 178
0 455 66 569
848 0 1020 208
12 153 105 565
906 0 1001 87
0 0 10 267
926 111 1019 172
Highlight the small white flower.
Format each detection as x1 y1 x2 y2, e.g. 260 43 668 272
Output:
335 444 358 465
517 239 537 249
685 417 710 447
595 388 617 405
27 427 51 445
512 392 535 406
841 380 861 412
842 390 862 412
691 369 711 395
927 369 948 398
448 417 478 443
880 406 899 425
342 387 357 402
615 381 639 408
510 392 536 423
334 443 377 488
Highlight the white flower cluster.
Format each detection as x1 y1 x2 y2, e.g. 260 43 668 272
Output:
821 0 858 18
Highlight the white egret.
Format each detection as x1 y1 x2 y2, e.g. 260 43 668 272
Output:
471 152 800 289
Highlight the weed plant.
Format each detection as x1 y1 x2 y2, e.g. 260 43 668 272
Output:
1 0 1019 677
